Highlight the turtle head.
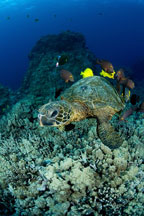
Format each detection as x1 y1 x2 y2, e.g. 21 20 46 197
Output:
38 101 72 127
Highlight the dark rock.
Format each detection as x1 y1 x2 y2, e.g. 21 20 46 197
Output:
20 31 96 107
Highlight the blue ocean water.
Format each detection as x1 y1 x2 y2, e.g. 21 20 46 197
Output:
0 0 144 89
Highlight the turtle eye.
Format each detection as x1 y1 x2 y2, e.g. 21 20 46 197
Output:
51 110 58 118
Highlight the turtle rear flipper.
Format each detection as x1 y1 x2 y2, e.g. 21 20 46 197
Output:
97 121 123 149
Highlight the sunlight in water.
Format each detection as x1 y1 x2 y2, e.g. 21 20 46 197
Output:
0 0 37 9
0 0 143 10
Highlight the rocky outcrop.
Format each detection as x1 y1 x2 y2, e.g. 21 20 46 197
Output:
20 31 96 105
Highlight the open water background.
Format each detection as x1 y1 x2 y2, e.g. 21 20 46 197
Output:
0 0 144 89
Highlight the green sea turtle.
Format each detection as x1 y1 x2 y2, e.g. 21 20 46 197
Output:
38 76 125 149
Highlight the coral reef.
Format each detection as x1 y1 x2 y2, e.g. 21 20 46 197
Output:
0 31 144 215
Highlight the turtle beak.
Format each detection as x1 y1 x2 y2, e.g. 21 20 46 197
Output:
38 114 55 126
40 118 44 127
38 114 44 127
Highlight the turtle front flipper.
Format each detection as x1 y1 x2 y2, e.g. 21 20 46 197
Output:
97 121 123 149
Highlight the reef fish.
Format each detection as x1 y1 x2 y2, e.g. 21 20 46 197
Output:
80 68 94 78
130 94 140 105
115 68 135 102
119 107 136 121
120 100 144 121
26 14 30 18
96 59 114 74
60 69 74 83
55 88 63 98
100 69 115 79
34 18 39 22
119 78 135 90
56 55 68 67
115 69 135 90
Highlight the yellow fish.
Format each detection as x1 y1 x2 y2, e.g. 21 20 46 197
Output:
80 68 94 78
121 88 131 102
100 69 115 79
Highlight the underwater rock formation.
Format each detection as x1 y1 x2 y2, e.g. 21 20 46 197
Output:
0 31 144 215
20 31 96 105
